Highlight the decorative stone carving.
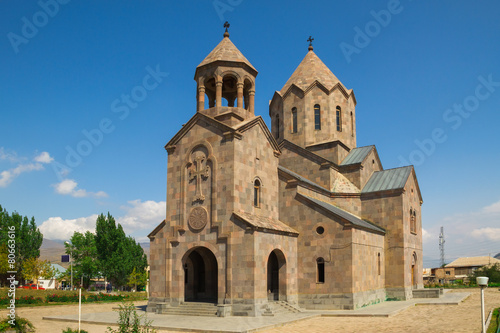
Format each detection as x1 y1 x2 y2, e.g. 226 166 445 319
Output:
189 153 209 201
188 206 208 231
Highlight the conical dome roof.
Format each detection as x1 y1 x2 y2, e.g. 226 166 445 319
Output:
197 35 256 73
280 50 341 95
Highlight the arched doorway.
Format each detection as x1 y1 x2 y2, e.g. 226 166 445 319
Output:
183 247 218 303
267 249 286 301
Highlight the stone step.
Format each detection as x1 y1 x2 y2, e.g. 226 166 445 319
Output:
160 302 218 316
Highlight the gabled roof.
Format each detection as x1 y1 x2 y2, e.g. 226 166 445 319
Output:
165 112 238 149
297 193 385 234
234 116 281 153
361 166 413 194
340 145 375 166
197 35 256 72
233 211 298 236
445 256 500 268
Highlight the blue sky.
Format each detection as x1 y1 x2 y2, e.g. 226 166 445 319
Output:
1 1 499 267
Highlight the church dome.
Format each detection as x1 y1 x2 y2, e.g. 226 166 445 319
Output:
196 34 257 74
280 49 342 95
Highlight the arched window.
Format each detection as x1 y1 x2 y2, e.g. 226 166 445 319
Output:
275 114 280 139
410 209 416 234
291 107 297 134
317 257 325 283
254 179 261 207
350 111 354 136
377 253 381 275
314 104 321 130
336 106 342 132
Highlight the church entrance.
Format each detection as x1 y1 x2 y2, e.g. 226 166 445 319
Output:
267 249 286 301
183 247 218 303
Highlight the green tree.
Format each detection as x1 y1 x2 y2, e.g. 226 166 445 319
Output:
21 258 56 288
470 263 500 284
95 213 148 289
0 205 43 282
127 267 147 291
65 231 100 289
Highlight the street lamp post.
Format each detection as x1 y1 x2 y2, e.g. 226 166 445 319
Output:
477 276 489 333
65 241 73 290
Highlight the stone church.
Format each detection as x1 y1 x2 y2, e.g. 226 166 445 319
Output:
147 28 423 316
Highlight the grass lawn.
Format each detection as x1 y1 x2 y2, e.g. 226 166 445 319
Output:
487 307 499 333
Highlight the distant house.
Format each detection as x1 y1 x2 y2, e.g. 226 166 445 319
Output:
424 256 500 285
38 263 66 289
445 256 500 277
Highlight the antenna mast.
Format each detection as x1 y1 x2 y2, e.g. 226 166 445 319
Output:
439 226 445 267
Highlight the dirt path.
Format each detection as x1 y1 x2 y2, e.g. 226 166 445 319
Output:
0 289 498 333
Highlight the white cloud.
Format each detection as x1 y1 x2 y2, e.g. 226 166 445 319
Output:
471 228 500 242
34 151 53 164
117 199 166 232
0 147 21 162
0 162 44 187
0 148 54 187
53 179 108 198
422 228 433 243
483 199 500 214
39 215 98 241
39 199 166 241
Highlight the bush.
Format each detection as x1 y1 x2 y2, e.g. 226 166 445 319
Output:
46 294 80 303
62 328 89 333
0 316 35 332
106 302 156 333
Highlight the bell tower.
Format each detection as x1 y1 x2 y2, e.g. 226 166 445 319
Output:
194 22 258 126
270 38 357 163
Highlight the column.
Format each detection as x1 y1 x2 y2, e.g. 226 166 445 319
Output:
197 86 205 112
237 82 244 108
216 81 223 108
249 89 255 115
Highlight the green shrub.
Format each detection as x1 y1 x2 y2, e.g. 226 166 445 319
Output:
46 294 80 303
106 302 156 333
0 316 35 332
62 328 89 333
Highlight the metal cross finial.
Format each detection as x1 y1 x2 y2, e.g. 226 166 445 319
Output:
224 21 230 32
307 36 314 46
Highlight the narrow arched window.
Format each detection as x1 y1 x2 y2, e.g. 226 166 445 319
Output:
410 209 416 234
378 253 381 275
336 106 342 132
350 111 354 136
291 107 297 134
314 104 321 130
275 114 280 139
254 179 261 207
317 257 325 283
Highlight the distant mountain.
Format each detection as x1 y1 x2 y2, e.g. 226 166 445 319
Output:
41 238 65 249
495 253 500 259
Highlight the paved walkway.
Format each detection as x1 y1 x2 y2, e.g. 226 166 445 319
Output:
42 292 470 333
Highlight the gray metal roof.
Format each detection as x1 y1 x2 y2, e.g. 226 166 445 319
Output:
340 146 374 166
298 193 385 233
278 165 326 192
362 166 412 193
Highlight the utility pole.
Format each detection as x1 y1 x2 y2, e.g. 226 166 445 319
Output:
439 226 445 267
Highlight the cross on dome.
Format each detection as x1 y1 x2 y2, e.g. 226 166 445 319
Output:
307 36 314 51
